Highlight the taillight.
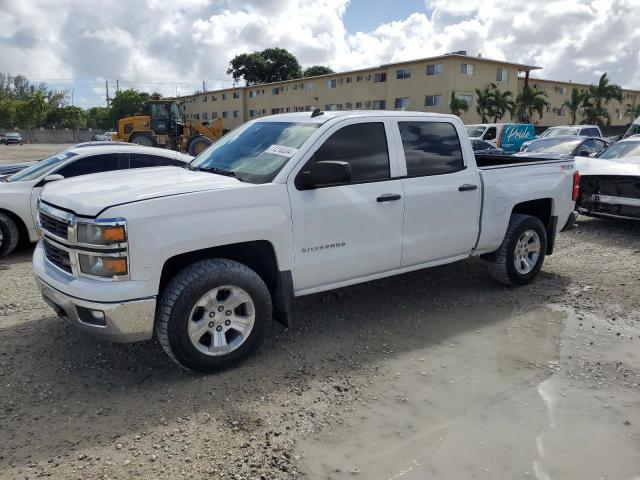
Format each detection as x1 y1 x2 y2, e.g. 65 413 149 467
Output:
572 170 580 201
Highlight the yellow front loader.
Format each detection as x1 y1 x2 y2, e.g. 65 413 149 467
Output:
113 100 223 156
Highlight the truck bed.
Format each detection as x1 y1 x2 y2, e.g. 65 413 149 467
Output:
475 154 569 169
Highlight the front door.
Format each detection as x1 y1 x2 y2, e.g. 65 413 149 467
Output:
287 120 404 292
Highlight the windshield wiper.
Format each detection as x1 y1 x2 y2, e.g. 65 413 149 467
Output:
194 165 241 179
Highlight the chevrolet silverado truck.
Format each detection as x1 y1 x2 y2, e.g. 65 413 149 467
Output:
33 111 579 372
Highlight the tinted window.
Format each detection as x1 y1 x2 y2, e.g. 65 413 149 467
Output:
313 123 390 183
484 127 497 141
130 153 181 168
56 153 122 178
399 122 464 176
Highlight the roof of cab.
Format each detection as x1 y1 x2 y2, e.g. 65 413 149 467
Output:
253 110 458 124
65 143 192 160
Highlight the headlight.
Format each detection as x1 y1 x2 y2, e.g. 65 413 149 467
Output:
77 223 126 245
78 254 128 277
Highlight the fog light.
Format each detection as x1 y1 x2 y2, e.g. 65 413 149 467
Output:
76 306 106 326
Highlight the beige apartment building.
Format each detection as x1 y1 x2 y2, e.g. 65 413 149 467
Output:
179 52 640 130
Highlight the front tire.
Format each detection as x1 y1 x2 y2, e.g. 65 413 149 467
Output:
0 213 19 258
156 259 272 372
486 214 547 286
130 133 156 147
187 136 212 156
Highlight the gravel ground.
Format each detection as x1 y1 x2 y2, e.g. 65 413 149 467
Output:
0 144 74 165
1 145 639 479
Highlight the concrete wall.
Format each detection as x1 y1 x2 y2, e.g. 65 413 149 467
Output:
0 128 107 144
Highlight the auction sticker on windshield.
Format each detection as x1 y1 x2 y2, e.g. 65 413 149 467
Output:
265 145 298 157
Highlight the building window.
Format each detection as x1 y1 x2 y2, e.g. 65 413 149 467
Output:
555 86 567 95
354 102 362 108
346 77 352 84
262 108 266 114
425 95 442 107
426 64 443 76
327 79 337 89
202 112 208 120
222 111 228 118
249 91 257 98
272 87 280 95
394 97 410 110
496 68 509 82
372 100 386 110
249 109 259 117
211 112 217 119
345 102 352 109
557 107 566 117
221 93 227 100
202 96 208 102
325 104 338 111
233 110 239 118
460 63 475 75
396 68 411 80
212 95 217 101
458 94 473 107
356 75 364 82
305 82 315 92
373 72 387 83
233 91 240 99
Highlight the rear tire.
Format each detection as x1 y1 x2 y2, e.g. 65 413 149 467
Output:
0 213 19 258
130 133 156 147
487 214 547 286
156 259 272 372
187 136 212 156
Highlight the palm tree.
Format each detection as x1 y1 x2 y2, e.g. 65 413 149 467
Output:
449 92 469 117
561 88 585 124
475 88 492 123
28 90 48 127
581 73 623 126
624 103 640 122
489 88 516 122
515 86 549 123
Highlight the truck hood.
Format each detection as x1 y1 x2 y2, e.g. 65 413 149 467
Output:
41 166 248 216
575 156 640 177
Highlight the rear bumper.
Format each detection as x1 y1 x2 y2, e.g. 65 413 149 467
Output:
35 276 156 342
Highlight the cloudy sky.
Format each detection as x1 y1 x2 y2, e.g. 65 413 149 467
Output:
1 0 638 108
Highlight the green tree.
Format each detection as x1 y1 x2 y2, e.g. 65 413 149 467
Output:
624 103 640 122
0 100 16 128
86 107 113 129
14 100 34 128
59 106 85 129
449 92 469 117
488 87 516 122
475 87 492 123
28 90 48 127
303 65 335 77
227 47 303 85
109 89 149 124
561 88 585 125
515 86 549 122
44 108 65 128
580 73 623 126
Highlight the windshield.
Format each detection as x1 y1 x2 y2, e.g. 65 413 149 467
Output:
6 132 20 138
191 121 319 183
7 151 77 182
623 123 640 139
598 141 640 160
170 103 182 123
540 127 579 138
524 138 582 154
465 126 486 138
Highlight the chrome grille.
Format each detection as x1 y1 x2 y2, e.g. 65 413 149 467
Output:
43 241 72 273
40 212 69 239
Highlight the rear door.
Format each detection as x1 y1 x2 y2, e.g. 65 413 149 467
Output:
287 119 404 292
393 119 481 267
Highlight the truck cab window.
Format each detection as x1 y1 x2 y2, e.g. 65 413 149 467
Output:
484 127 497 141
312 122 390 183
56 153 123 178
399 122 464 176
130 153 181 168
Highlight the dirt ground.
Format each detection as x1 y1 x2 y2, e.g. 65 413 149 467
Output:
0 143 74 165
1 145 639 479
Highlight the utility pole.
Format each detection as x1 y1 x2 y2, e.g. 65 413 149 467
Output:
71 89 74 106
116 78 119 93
203 79 206 92
105 80 110 107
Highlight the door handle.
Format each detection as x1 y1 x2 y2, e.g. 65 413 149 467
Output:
458 184 478 192
376 193 402 202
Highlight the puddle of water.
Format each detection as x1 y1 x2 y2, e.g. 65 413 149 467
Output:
297 305 640 480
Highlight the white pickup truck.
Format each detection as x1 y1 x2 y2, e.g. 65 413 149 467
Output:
33 111 579 372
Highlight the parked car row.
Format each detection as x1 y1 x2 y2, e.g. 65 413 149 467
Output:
1 132 24 145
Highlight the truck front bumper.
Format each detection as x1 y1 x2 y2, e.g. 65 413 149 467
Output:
36 276 156 343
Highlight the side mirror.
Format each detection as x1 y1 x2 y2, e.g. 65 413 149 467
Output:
43 174 64 183
301 160 351 188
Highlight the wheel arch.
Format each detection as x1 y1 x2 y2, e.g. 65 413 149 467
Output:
510 198 556 255
158 240 292 326
0 207 30 246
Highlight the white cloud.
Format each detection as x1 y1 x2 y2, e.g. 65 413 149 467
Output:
0 0 637 107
